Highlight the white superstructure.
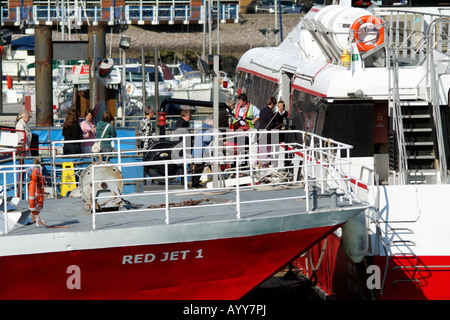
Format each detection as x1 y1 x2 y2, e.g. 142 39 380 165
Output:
236 0 450 299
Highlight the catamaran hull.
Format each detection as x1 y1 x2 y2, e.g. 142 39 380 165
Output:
372 255 450 300
1 225 341 300
295 184 450 300
296 233 450 300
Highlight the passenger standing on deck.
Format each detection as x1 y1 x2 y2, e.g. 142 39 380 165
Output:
15 110 32 156
95 110 117 153
233 93 260 130
274 101 288 129
274 100 288 142
62 108 83 155
175 109 192 128
80 109 96 153
139 105 155 150
191 118 214 188
258 96 277 167
219 98 236 131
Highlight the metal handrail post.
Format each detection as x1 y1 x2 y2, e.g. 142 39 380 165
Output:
91 165 96 230
3 173 8 234
165 162 170 224
235 157 240 219
182 136 188 190
427 18 449 183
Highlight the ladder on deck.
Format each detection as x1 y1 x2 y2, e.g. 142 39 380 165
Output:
385 12 450 184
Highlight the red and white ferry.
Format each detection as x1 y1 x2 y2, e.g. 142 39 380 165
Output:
236 0 450 299
0 129 367 299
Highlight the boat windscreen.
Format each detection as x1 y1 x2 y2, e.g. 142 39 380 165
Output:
125 71 165 82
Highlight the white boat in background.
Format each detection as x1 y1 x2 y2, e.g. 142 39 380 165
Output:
236 0 450 300
166 62 194 81
52 61 121 119
171 70 234 107
119 63 173 116
52 63 78 116
2 36 35 106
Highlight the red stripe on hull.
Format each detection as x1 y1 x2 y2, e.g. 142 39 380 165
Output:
0 226 338 300
295 234 450 300
236 67 278 83
373 255 450 300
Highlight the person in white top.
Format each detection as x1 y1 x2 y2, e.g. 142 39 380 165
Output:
15 110 32 156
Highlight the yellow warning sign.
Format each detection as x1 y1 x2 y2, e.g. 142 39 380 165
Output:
61 162 76 196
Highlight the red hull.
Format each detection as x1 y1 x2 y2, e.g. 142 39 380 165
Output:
295 234 450 300
294 233 369 299
0 226 337 300
372 255 450 300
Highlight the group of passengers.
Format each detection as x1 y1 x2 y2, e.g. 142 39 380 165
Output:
61 109 117 155
15 108 117 156
163 93 287 187
15 92 287 164
221 93 287 132
223 93 288 168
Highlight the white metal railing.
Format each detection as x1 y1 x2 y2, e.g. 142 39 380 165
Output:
62 130 356 229
387 46 409 185
381 9 450 183
1 4 239 26
0 148 39 235
0 130 362 233
48 130 353 191
0 148 19 204
426 18 449 183
375 8 450 57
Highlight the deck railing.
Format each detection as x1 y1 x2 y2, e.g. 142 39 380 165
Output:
1 4 239 26
85 131 353 229
0 129 361 233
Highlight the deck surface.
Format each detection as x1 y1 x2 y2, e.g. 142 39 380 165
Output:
4 183 347 237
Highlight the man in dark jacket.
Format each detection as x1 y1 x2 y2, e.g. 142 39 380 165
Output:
258 96 277 131
175 109 191 128
219 98 236 131
258 96 277 167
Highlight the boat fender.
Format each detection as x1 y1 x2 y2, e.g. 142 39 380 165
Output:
341 212 368 263
7 75 12 89
28 166 45 215
98 58 114 78
351 15 385 52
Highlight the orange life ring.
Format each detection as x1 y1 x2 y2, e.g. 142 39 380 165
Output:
351 15 385 52
29 167 45 215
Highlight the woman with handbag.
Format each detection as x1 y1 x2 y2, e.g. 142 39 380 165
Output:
95 110 117 153
80 109 96 153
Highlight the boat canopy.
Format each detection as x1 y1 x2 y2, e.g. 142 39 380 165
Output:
11 36 34 51
124 67 164 82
